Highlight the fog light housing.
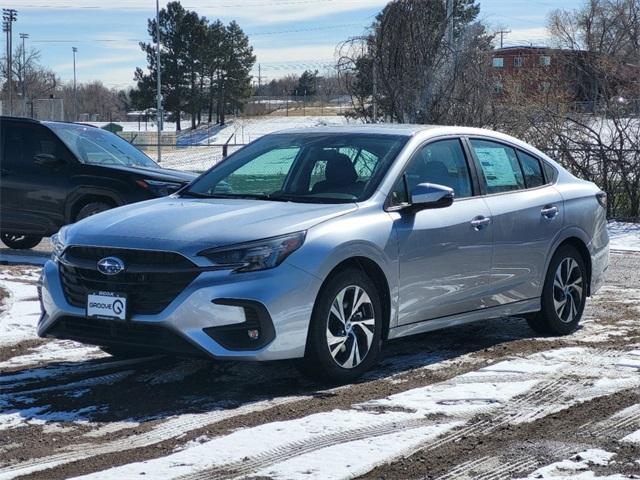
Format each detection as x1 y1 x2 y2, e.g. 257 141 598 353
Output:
203 299 275 351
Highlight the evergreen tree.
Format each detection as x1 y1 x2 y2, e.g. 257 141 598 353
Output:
131 1 255 130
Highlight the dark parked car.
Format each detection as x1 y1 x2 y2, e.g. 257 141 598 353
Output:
0 116 196 249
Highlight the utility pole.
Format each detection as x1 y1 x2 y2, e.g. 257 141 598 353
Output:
257 63 261 92
20 32 28 117
496 29 511 49
72 47 78 121
3 9 18 116
371 41 378 122
155 0 162 163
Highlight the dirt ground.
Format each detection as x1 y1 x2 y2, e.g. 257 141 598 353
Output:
0 250 639 479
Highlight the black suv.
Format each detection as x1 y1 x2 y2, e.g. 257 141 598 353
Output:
0 117 196 249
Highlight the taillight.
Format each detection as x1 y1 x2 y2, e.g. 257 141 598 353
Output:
596 191 607 210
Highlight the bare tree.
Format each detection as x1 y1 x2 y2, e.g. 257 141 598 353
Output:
336 0 495 125
502 0 640 219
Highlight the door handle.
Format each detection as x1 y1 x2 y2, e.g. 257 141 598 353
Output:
471 216 491 230
541 206 559 219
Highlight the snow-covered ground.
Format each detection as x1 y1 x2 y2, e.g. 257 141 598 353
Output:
608 221 640 252
0 252 639 479
86 121 180 132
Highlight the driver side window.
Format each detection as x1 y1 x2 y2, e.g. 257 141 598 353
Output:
390 139 473 206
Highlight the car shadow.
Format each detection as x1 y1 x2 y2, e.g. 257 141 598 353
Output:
1 315 544 427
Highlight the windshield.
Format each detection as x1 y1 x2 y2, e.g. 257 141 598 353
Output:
184 133 408 204
45 122 160 169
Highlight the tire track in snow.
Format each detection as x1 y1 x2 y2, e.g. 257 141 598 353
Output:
0 395 307 480
169 378 590 480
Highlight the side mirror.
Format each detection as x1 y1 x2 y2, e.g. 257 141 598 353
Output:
410 183 454 210
34 153 65 168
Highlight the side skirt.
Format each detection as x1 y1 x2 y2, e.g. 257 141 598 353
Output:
387 298 541 340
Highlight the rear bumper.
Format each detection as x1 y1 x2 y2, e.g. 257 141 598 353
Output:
38 258 322 361
590 241 609 296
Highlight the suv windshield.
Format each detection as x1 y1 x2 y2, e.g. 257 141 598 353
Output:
184 132 408 203
45 122 159 169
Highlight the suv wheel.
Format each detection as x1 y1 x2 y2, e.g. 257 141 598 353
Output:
76 202 112 222
527 245 587 335
297 268 383 383
0 233 43 250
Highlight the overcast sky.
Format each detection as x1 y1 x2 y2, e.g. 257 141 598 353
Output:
5 0 582 89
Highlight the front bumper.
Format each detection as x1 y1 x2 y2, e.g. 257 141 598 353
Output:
38 259 322 361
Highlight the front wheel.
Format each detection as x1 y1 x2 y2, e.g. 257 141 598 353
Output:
0 233 43 250
527 245 587 335
297 268 383 383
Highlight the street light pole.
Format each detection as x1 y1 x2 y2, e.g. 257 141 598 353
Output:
155 0 162 163
3 9 18 116
72 46 78 121
20 32 28 117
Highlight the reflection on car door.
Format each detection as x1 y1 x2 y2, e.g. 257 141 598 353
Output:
390 138 494 326
468 138 563 305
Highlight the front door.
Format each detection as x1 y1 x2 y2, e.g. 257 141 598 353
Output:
391 138 494 326
0 120 73 235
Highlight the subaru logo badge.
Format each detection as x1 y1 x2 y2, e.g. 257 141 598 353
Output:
97 257 125 276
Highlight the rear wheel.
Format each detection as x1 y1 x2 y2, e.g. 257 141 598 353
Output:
0 233 43 250
527 245 587 335
297 268 383 383
76 202 112 222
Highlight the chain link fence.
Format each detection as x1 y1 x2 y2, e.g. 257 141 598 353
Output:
141 144 246 172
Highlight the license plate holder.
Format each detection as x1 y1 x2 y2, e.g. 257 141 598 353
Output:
87 291 128 321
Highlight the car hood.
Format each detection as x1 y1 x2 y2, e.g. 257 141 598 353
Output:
64 196 357 257
104 164 197 183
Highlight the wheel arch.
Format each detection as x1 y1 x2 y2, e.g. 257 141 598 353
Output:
65 189 123 223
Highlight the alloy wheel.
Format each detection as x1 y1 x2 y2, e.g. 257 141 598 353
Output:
553 257 584 323
326 285 376 369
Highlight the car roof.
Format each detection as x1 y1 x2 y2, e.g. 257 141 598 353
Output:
271 123 523 141
0 116 96 129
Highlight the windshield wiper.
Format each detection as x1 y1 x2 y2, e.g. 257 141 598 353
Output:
199 192 292 202
179 190 216 199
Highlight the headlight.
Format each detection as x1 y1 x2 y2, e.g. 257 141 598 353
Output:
199 232 306 273
136 179 184 196
50 231 67 261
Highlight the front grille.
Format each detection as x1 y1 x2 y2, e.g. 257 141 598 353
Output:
47 316 205 356
60 247 200 316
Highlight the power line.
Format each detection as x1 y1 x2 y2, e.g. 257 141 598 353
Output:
4 0 377 10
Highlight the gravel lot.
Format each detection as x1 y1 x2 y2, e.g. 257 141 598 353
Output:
0 251 639 479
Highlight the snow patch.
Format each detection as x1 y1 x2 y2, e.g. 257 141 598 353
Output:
608 222 640 252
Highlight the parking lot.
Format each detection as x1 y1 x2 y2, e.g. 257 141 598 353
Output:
0 249 638 479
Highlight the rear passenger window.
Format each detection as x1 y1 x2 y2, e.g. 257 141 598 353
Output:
542 161 557 184
470 139 525 194
517 150 545 188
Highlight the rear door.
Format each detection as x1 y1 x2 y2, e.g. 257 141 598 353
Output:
391 138 494 325
0 120 74 235
467 138 563 305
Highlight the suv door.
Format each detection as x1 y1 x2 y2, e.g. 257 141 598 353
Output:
468 138 563 305
0 120 74 235
390 138 494 326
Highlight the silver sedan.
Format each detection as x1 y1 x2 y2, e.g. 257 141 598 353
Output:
39 125 609 382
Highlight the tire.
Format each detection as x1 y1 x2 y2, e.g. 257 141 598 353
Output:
526 245 587 336
0 233 43 250
297 268 383 383
75 202 112 222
